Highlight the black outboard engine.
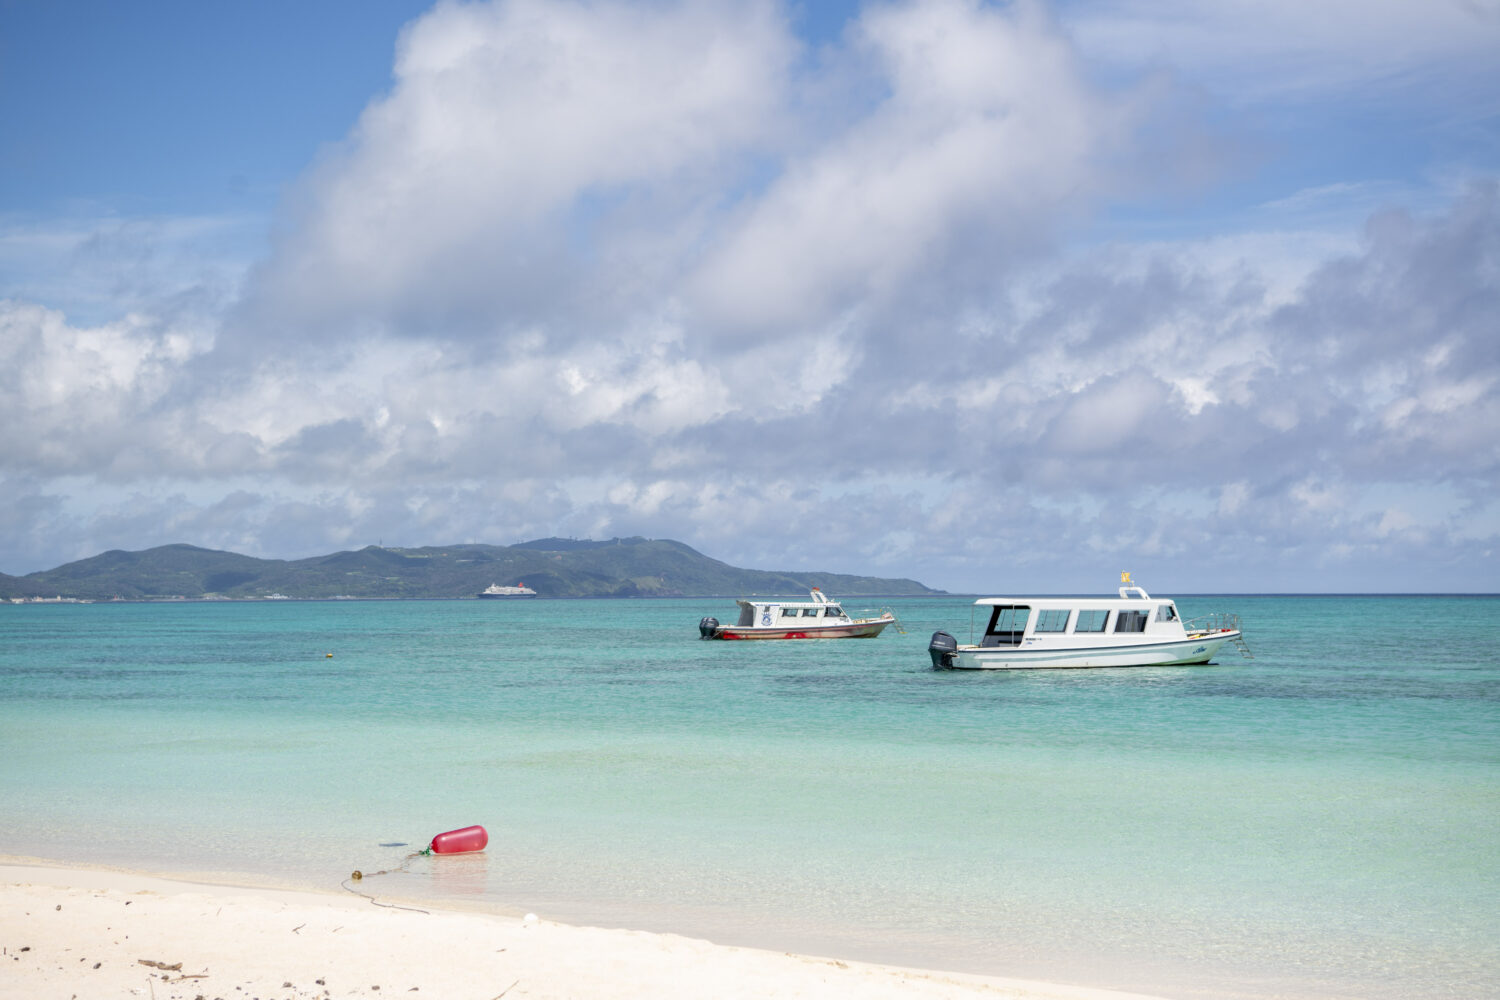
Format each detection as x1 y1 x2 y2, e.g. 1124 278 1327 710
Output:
928 630 958 669
698 616 720 639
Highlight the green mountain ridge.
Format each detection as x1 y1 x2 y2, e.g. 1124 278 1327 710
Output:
0 538 941 600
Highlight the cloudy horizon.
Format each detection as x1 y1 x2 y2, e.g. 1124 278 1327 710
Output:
2 0 1497 592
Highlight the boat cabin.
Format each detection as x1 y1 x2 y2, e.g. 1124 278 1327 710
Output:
973 585 1182 648
734 588 851 627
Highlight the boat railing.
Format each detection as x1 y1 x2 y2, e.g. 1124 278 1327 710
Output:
1185 612 1253 658
1185 612 1240 635
858 607 906 634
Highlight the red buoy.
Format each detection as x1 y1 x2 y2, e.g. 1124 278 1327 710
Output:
429 824 488 855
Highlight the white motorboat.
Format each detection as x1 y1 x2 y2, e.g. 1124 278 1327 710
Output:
928 575 1248 669
699 588 899 640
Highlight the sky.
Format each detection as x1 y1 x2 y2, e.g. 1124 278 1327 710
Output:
2 0 1498 593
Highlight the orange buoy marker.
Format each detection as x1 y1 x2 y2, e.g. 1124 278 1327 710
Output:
429 824 488 855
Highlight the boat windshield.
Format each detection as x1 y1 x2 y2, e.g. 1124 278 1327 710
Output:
982 605 1030 647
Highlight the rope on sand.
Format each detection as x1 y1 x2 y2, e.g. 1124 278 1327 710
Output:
341 850 431 913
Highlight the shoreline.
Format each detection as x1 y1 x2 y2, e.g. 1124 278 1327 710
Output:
2 859 1174 1000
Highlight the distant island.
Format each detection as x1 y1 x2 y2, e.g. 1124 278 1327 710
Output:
0 537 942 602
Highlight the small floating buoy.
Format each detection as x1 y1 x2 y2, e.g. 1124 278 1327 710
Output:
326 652 334 658
429 824 488 854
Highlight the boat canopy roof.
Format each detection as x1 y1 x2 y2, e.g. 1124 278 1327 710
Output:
973 587 1172 609
974 578 1173 609
736 589 839 609
736 599 845 610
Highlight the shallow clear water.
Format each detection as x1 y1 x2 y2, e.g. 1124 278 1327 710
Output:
2 595 1497 999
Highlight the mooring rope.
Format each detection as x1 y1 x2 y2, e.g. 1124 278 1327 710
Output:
340 848 432 913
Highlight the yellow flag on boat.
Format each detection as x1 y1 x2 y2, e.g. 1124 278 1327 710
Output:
1121 571 1132 584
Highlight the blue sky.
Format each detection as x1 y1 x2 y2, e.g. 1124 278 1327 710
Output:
1 1 426 214
2 0 1497 592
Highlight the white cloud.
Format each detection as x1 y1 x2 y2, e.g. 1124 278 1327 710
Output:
690 0 1136 333
0 300 212 475
1062 0 1500 102
244 0 796 344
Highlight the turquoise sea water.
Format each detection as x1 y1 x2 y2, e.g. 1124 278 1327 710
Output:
2 594 1497 999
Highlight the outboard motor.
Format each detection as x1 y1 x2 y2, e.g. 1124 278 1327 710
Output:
698 616 720 639
928 630 958 669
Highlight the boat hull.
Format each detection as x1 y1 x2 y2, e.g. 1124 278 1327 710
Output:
711 617 895 640
945 632 1239 669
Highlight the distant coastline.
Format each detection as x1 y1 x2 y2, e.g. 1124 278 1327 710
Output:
4 592 962 605
0 536 943 603
8 591 1495 606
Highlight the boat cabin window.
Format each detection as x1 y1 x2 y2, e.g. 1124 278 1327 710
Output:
1074 610 1109 633
781 607 799 618
1155 604 1178 622
826 605 845 617
1114 610 1148 633
981 605 1030 647
1034 609 1070 633
802 608 821 617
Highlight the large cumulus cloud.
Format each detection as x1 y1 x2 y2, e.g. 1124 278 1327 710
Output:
2 0 1496 591
240 0 798 346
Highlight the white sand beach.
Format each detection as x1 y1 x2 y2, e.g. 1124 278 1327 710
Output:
1 861 1174 1000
